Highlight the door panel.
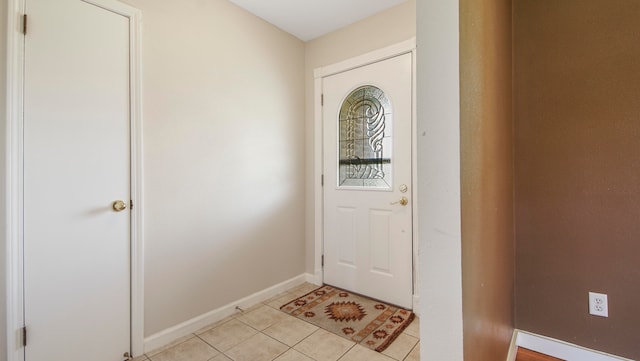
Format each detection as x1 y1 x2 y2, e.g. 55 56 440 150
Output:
323 53 413 308
370 209 392 274
23 0 131 359
336 207 357 266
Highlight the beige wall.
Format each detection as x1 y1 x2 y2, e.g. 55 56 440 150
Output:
460 0 515 360
120 0 306 336
303 1 416 275
514 1 640 358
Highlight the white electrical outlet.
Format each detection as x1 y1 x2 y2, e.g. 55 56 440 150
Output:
589 292 608 317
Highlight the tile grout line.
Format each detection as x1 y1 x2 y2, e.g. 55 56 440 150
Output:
401 340 420 361
193 332 224 357
225 324 291 361
266 320 321 361
284 328 322 360
235 303 320 352
145 333 199 360
335 342 357 361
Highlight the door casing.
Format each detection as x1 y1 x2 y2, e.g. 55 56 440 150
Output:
4 0 144 359
312 38 419 310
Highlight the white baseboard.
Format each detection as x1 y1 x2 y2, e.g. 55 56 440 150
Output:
143 273 311 353
412 295 420 316
306 270 323 285
514 330 634 361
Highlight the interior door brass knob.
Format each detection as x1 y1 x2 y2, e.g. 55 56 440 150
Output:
112 200 127 212
391 197 409 206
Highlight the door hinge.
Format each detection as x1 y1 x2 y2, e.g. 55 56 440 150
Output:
321 174 324 186
22 14 27 35
321 94 324 106
321 255 324 267
21 326 27 347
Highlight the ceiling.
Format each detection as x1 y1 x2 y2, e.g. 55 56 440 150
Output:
227 0 409 41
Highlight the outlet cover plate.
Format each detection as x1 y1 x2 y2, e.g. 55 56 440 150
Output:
589 292 608 317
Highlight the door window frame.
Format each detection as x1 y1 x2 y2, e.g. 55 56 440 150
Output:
5 0 144 359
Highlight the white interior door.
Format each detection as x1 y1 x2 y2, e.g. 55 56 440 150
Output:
23 0 131 359
323 53 413 308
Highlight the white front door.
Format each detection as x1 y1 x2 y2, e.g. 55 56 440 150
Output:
23 0 132 359
322 53 413 308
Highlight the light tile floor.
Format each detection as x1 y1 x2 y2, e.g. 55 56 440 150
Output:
135 283 420 361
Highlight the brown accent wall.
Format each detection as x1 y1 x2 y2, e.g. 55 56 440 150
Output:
460 1 515 360
514 1 640 359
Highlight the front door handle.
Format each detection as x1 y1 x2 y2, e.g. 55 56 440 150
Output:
390 197 408 206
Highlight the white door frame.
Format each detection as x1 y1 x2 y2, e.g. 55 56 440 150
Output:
5 0 144 359
312 38 419 310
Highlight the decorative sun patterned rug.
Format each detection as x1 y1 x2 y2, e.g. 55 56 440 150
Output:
280 285 415 352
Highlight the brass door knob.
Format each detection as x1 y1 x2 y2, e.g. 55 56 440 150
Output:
391 197 408 206
112 200 127 212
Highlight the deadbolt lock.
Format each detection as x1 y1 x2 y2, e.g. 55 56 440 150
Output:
112 200 127 212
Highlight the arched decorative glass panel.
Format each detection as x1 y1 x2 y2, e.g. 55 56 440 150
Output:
338 85 392 189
